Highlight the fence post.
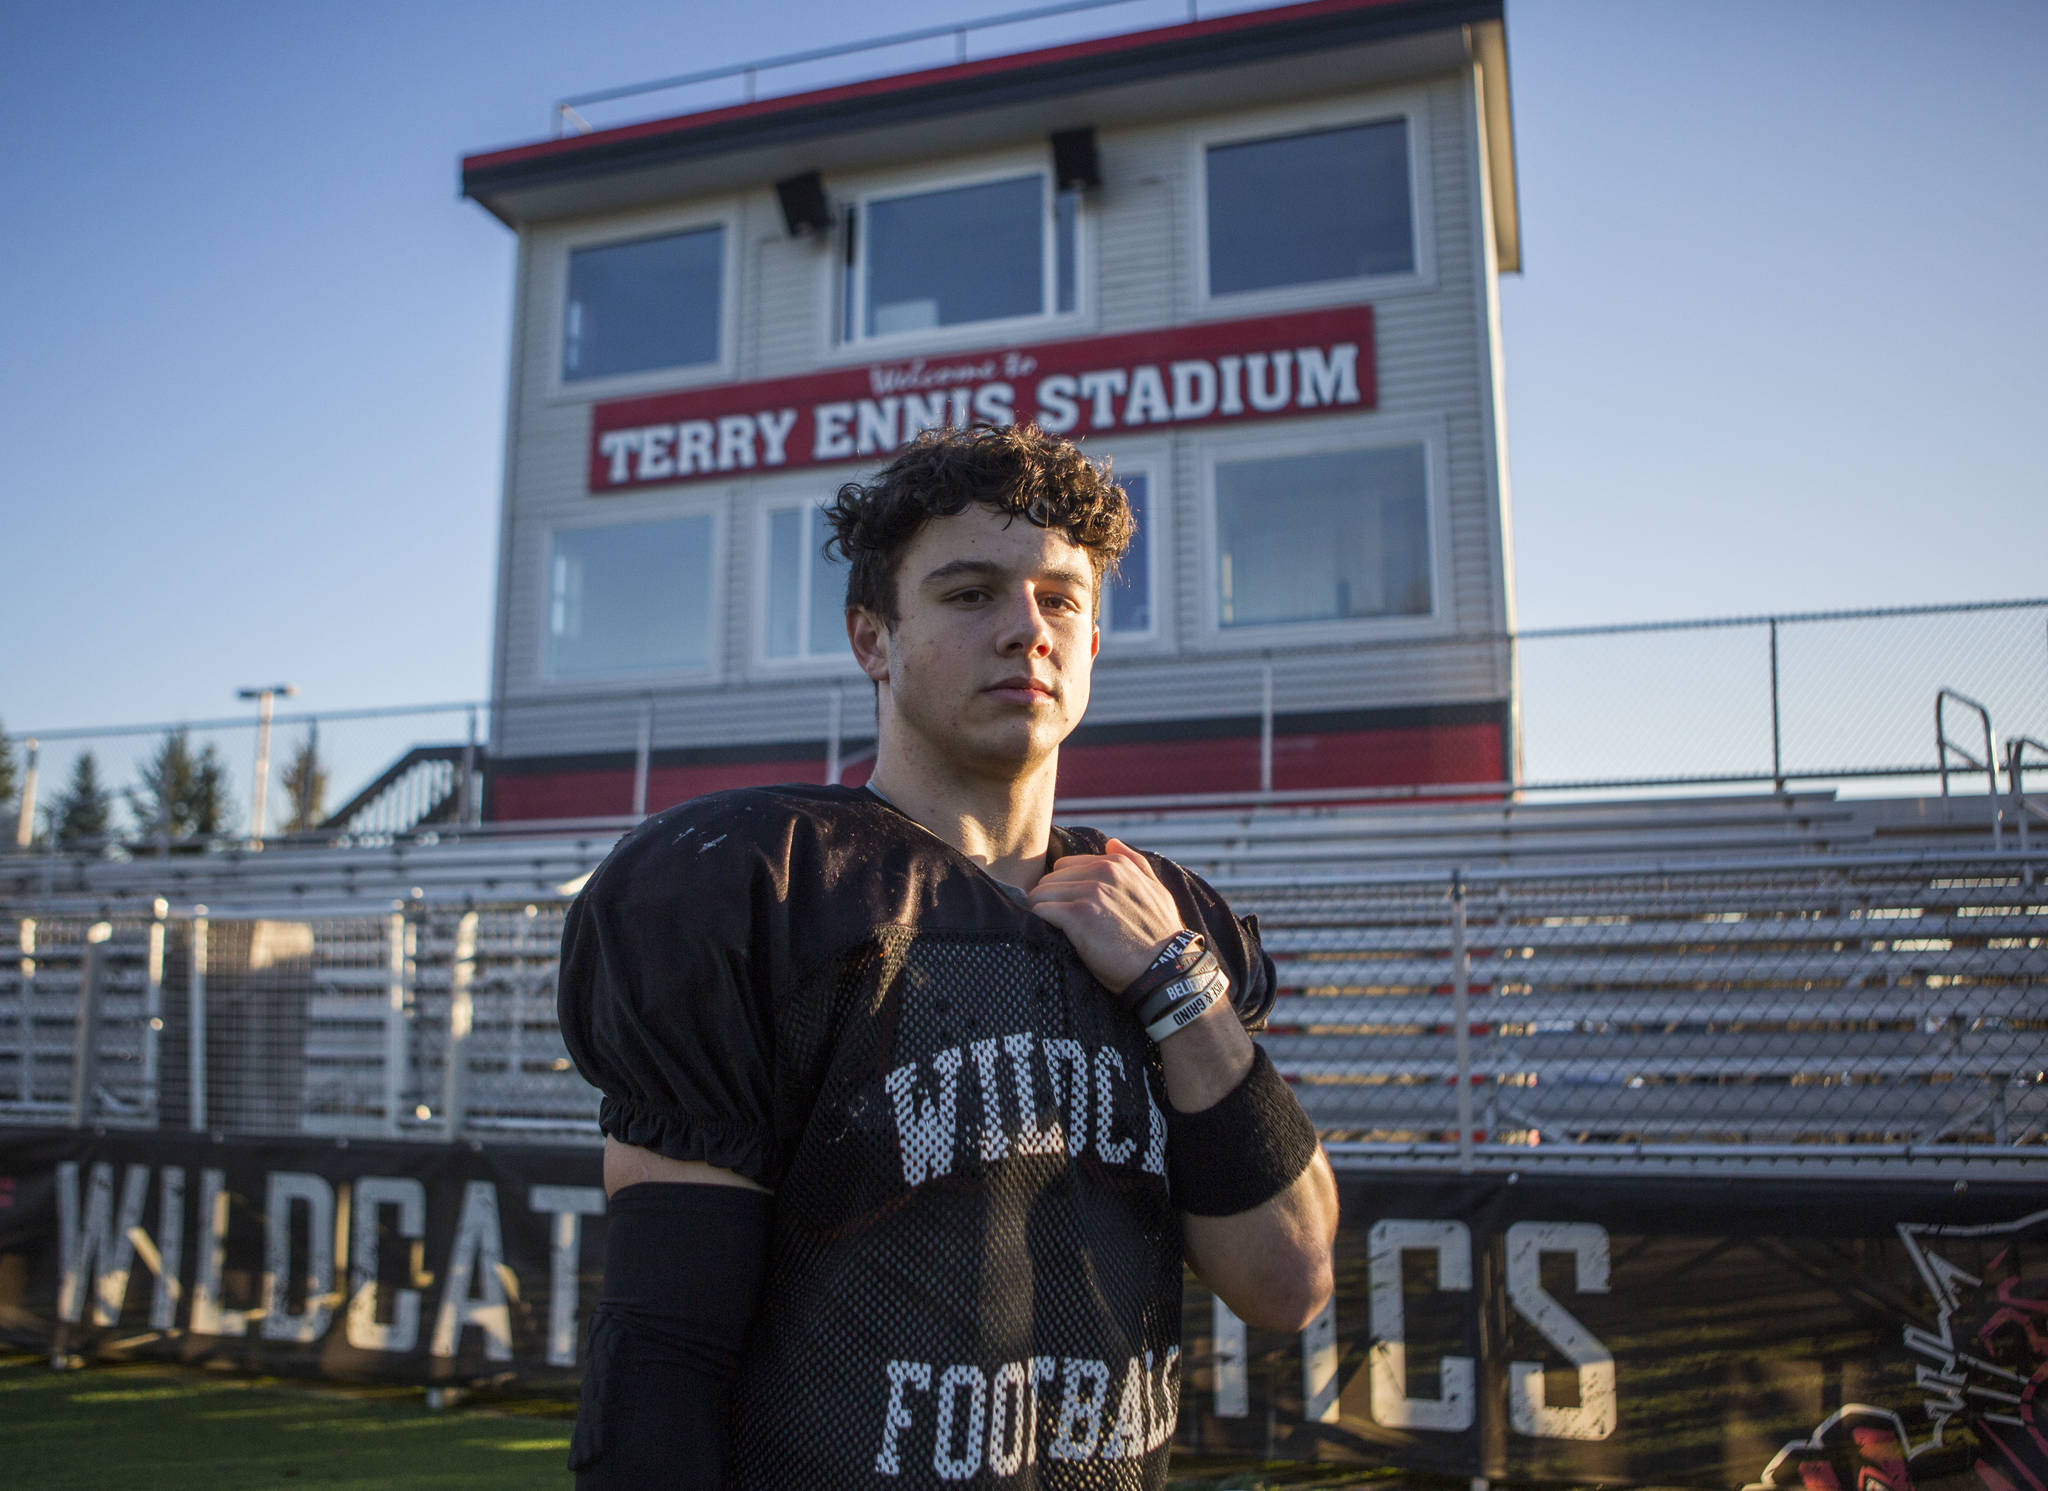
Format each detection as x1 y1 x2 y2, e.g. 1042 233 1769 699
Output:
188 910 208 1131
12 738 35 847
826 688 843 787
459 707 479 828
443 909 479 1139
633 696 653 818
1259 657 1275 796
384 908 412 1135
71 922 112 1126
142 899 166 1119
1768 619 1784 792
1450 869 1474 1172
16 917 35 1103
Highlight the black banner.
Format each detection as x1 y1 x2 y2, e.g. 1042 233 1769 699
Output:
2 1129 2043 1488
0 1128 602 1389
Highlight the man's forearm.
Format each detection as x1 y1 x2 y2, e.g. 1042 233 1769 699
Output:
1158 1002 1339 1332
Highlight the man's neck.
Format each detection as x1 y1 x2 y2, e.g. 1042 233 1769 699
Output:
864 748 1060 892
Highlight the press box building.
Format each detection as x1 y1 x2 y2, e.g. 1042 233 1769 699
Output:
460 0 1520 820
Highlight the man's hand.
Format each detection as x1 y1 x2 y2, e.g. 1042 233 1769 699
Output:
1025 837 1184 992
1030 838 1337 1332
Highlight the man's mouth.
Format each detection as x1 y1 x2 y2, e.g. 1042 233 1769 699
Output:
985 677 1057 703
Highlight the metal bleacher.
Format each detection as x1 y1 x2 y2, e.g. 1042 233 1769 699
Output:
1089 790 2045 1162
3 788 2043 1167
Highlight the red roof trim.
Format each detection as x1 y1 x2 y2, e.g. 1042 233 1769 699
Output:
463 0 1427 174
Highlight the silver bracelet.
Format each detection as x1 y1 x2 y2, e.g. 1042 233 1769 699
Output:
1145 974 1227 1043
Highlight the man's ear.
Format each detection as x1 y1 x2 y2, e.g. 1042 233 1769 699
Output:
847 607 890 683
1090 625 1100 658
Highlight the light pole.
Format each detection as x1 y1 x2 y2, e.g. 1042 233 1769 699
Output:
237 684 295 848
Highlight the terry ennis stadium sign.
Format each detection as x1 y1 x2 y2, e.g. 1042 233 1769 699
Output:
587 307 1375 492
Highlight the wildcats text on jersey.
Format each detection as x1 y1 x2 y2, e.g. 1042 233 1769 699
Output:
885 1032 1167 1188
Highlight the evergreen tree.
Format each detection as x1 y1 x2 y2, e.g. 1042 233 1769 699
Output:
52 751 113 846
281 726 329 833
0 717 18 826
193 741 232 837
129 729 237 841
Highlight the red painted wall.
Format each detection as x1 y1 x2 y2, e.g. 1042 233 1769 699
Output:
487 722 1502 821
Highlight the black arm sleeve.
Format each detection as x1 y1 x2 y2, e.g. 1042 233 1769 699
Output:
570 1183 775 1490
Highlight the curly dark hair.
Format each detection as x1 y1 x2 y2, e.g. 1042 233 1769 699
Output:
822 423 1135 628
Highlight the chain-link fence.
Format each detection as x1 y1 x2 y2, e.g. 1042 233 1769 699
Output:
7 849 2043 1160
1514 598 2048 794
8 599 2044 851
1236 852 2047 1157
2 901 585 1143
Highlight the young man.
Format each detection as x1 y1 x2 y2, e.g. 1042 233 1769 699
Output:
558 424 1338 1490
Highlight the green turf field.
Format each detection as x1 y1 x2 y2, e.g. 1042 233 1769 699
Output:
0 1352 1416 1489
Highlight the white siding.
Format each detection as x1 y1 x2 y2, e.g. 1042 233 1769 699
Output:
490 62 1514 763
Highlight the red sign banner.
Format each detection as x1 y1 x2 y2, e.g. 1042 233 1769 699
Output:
587 306 1375 493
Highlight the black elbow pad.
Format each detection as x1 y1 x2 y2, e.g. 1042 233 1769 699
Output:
571 1183 774 1489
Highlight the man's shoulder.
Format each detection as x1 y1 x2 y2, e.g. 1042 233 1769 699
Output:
643 782 875 839
583 784 882 903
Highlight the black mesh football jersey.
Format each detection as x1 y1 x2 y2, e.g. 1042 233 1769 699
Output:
558 784 1274 1490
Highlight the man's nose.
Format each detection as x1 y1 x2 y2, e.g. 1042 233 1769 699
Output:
995 586 1054 655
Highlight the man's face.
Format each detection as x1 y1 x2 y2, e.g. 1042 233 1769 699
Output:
850 503 1099 780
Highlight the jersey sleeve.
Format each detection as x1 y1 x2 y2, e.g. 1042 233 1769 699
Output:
1146 855 1278 1034
556 799 785 1187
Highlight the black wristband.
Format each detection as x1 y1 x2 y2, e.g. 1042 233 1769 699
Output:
1164 1045 1320 1217
1116 930 1208 1013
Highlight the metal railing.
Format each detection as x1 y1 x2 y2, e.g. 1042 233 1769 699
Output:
1938 687 2001 801
6 596 2045 854
549 0 1214 136
2011 734 2048 866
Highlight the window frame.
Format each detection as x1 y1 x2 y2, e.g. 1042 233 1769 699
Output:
826 150 1091 361
534 492 730 688
1192 414 1452 650
1187 90 1434 319
750 486 867 677
1091 439 1173 652
544 202 741 402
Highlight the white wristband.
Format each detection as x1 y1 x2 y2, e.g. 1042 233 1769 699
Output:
1145 974 1226 1043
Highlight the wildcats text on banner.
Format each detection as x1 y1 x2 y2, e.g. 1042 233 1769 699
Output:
2 1130 2042 1488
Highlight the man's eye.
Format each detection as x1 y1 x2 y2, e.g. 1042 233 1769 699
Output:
950 588 989 603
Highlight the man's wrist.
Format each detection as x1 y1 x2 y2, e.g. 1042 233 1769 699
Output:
1141 965 1229 1042
1115 929 1210 1012
1164 1045 1319 1217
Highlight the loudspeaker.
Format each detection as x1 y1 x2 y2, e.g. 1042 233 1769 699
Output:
775 171 832 237
1050 127 1100 192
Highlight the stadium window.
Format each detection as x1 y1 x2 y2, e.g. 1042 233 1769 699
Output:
1201 114 1416 299
1103 469 1156 640
762 502 852 663
562 223 725 384
843 167 1079 344
1212 443 1432 630
545 514 718 678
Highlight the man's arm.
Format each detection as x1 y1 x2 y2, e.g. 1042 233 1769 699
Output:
604 1138 772 1197
1150 1004 1338 1330
573 1159 773 1490
1026 839 1337 1332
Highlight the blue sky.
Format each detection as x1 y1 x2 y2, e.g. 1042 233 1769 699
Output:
3 0 2043 755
